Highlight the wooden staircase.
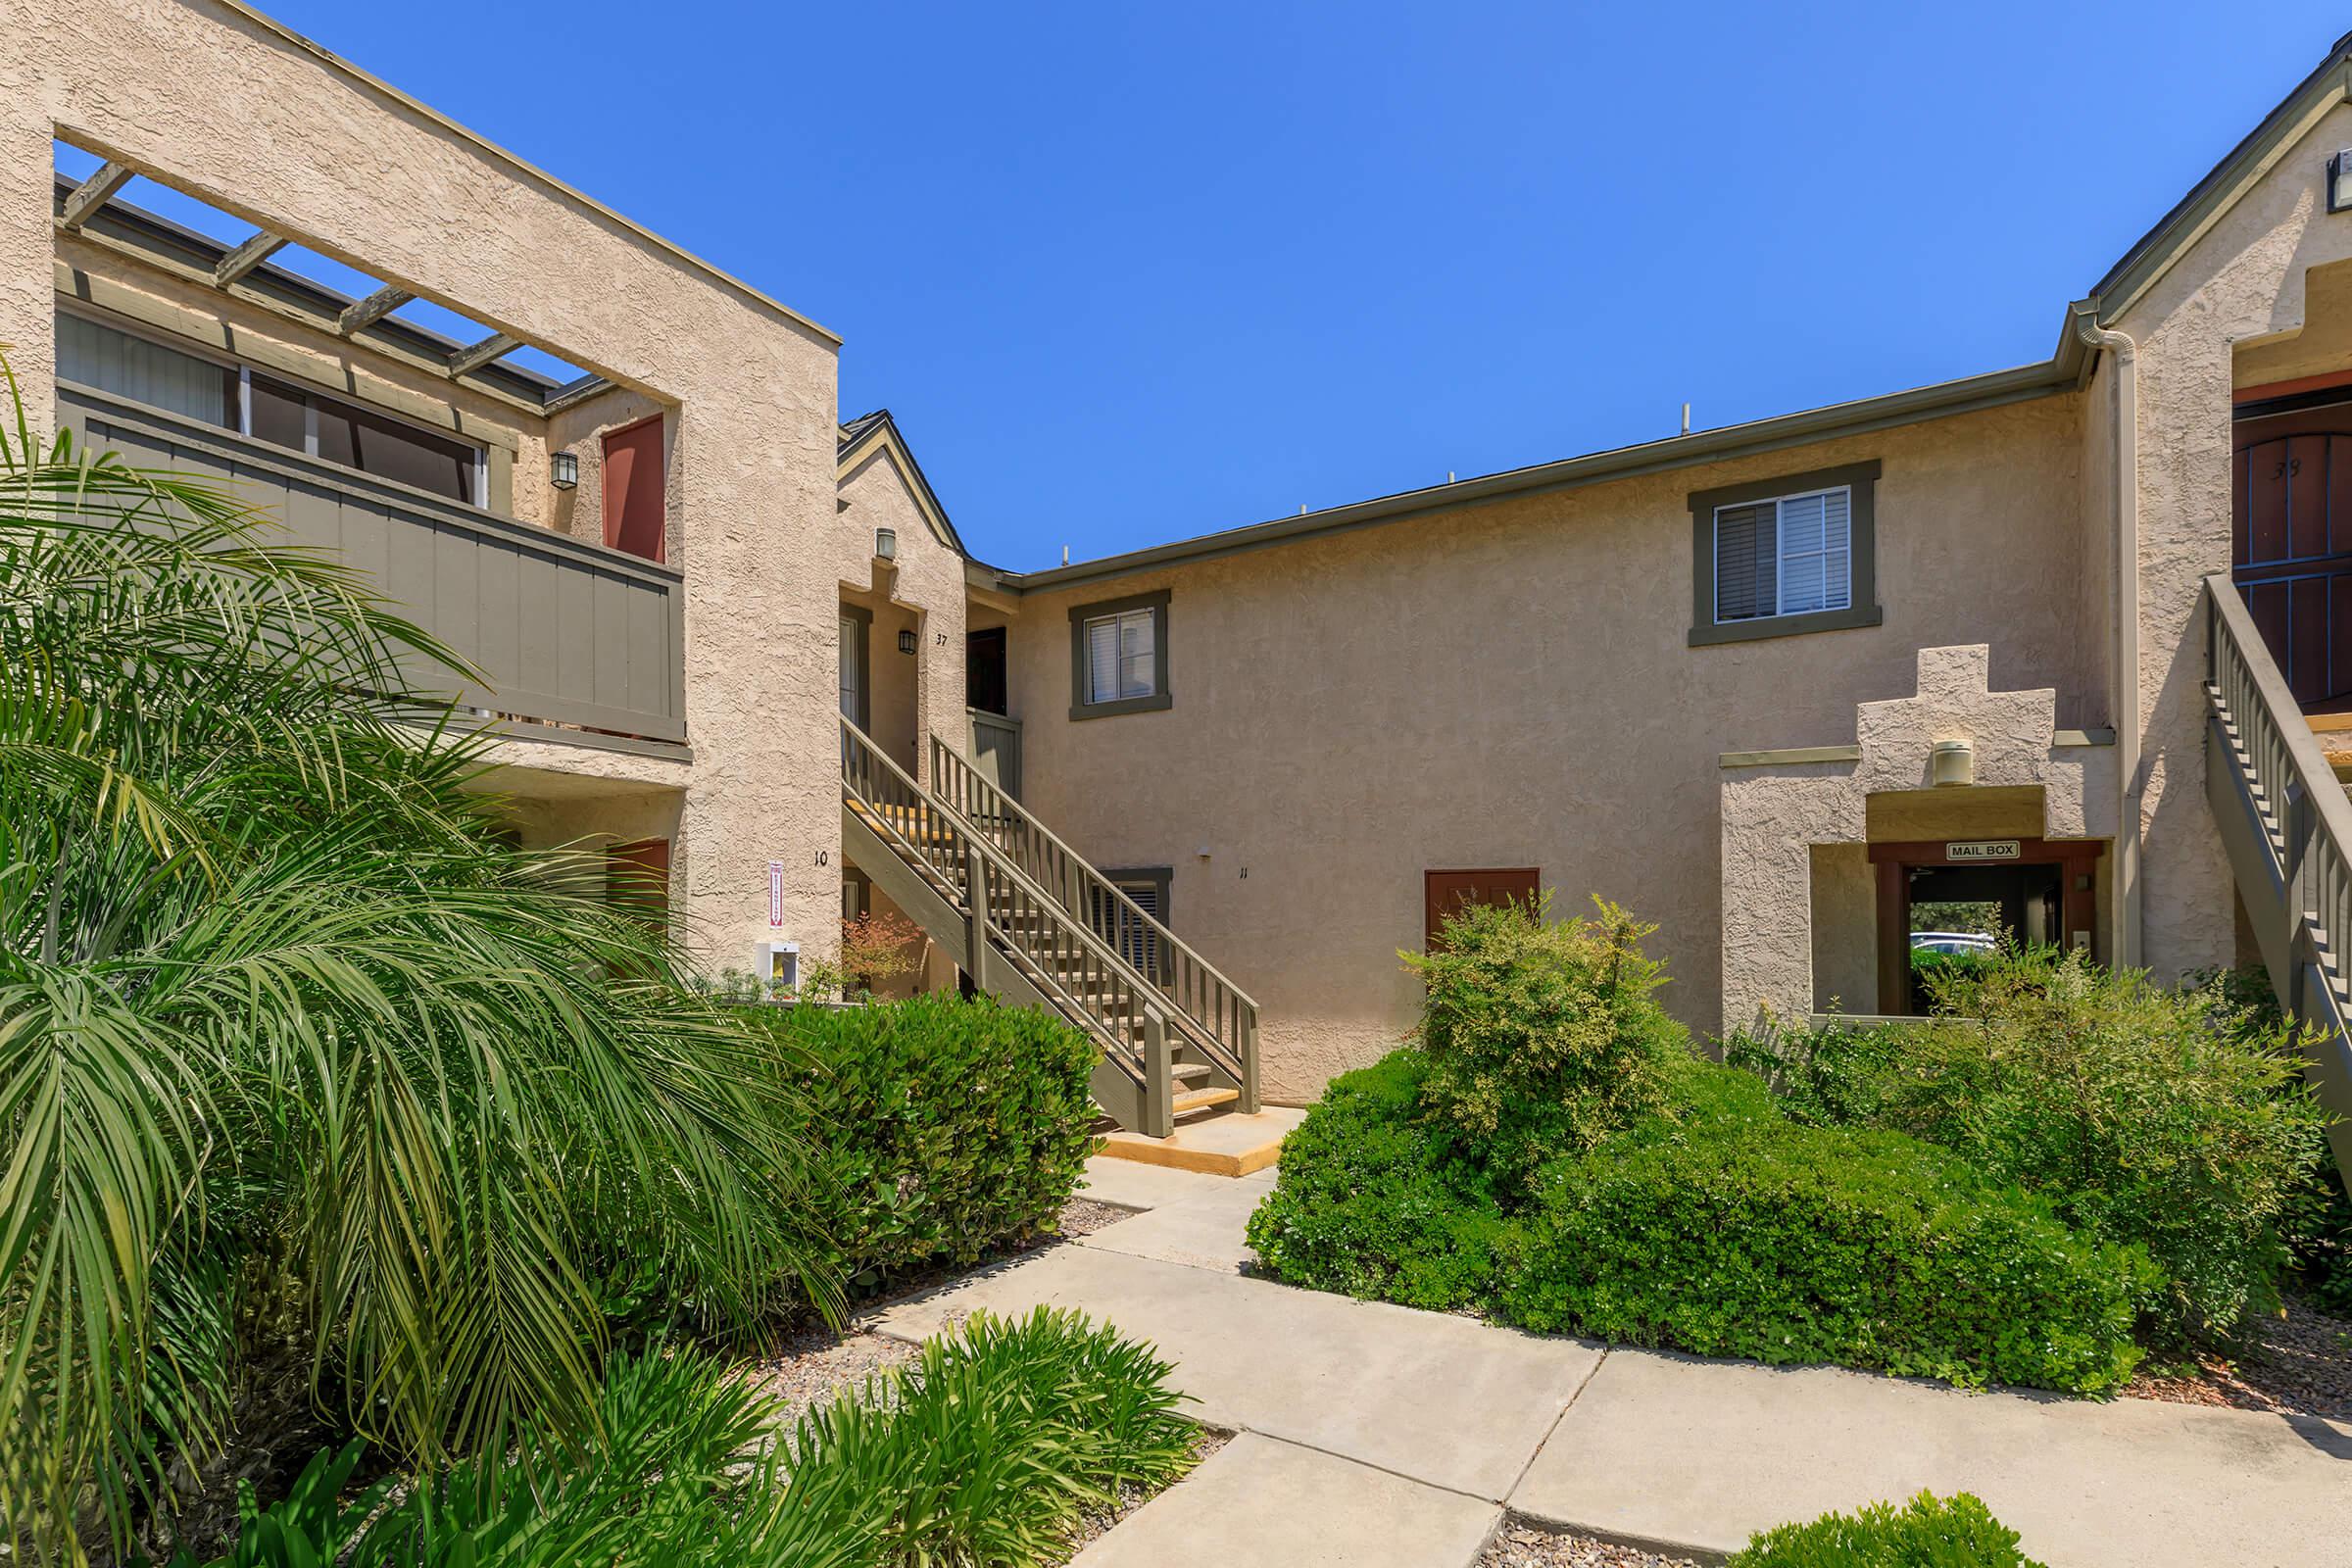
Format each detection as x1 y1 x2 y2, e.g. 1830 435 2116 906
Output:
841 717 1258 1135
2203 575 2352 1193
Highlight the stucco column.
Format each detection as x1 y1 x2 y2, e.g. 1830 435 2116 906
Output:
0 30 57 437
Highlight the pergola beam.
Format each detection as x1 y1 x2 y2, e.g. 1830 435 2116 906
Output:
447 331 521 378
214 229 287 287
59 162 136 230
337 284 415 336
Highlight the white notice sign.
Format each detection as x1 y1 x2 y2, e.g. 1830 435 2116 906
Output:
1944 840 2021 861
768 860 784 926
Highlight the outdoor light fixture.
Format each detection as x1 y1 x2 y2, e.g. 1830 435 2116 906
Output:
874 526 898 561
1929 739 1976 788
549 449 579 490
898 629 917 656
2331 147 2352 214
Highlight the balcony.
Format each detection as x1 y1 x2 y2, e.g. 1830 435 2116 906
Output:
58 381 686 758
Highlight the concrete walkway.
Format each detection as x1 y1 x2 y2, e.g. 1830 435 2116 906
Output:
880 1156 2352 1567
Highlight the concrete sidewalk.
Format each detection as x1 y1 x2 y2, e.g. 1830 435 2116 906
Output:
882 1155 2352 1568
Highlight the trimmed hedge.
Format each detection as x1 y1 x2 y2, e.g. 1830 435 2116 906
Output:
1242 1051 1507 1310
1250 1050 2155 1394
1500 1064 2156 1394
744 994 1099 1294
1727 1491 2047 1567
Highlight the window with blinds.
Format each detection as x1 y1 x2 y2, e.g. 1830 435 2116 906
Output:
56 310 236 427
1083 607 1157 704
57 311 482 506
1713 486 1852 623
1089 875 1167 978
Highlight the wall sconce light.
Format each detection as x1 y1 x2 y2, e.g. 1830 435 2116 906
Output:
1929 739 1976 788
898 629 917 656
874 526 897 561
549 449 579 490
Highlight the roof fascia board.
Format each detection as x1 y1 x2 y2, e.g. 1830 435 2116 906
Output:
838 418 967 556
80 1 840 349
999 352 2082 596
2088 49 2352 323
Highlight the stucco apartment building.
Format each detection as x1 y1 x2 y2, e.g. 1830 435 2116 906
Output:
9 2 2352 1172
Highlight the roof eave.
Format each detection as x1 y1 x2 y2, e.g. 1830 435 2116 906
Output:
998 339 2087 596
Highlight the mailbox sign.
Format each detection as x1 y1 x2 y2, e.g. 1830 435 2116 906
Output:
1944 840 2021 861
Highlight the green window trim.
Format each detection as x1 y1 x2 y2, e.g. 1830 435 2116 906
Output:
1068 588 1172 719
1688 460 1883 647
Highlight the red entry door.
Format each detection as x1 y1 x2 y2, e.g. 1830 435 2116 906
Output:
602 417 666 564
2234 400 2352 711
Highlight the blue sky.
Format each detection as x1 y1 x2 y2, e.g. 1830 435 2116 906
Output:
127 3 2352 567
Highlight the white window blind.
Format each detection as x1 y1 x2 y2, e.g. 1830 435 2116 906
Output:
1714 487 1852 622
57 311 235 428
1085 608 1156 704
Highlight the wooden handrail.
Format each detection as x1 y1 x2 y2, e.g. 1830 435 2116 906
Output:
929 732 1257 1096
843 716 1175 1076
2206 573 2352 1003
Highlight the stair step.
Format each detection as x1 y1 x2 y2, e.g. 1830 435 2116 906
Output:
1173 1087 1240 1114
1171 1062 1213 1084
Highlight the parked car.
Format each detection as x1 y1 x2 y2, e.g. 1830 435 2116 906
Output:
1910 931 1996 956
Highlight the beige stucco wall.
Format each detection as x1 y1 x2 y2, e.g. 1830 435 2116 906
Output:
1720 645 2120 1024
3 0 850 974
836 436 968 786
993 397 2096 1098
2106 98 2352 988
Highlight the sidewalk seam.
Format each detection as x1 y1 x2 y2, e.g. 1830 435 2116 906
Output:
1502 1347 1608 1501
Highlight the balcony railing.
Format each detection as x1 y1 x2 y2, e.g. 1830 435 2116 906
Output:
58 382 686 756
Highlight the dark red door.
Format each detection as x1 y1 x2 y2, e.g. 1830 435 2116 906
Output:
1423 867 1540 951
2234 401 2352 711
602 417 666 564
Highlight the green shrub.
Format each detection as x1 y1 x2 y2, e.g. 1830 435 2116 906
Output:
1755 950 2330 1344
1501 1063 2157 1395
1908 946 1998 999
1243 1052 1510 1309
1406 896 1685 1199
1728 1492 2046 1567
783 1306 1198 1565
1723 1014 1915 1129
178 1308 1196 1568
742 994 1099 1295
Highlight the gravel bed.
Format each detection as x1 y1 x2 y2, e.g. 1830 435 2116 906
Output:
1057 1196 1139 1240
744 1193 1144 1427
2123 1293 2352 1423
1479 1519 1701 1568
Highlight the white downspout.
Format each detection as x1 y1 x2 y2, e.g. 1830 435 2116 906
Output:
2079 316 2141 967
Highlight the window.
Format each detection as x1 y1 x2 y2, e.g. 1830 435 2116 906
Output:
1689 461 1882 646
1090 868 1171 979
59 310 486 507
56 310 236 426
1067 590 1171 718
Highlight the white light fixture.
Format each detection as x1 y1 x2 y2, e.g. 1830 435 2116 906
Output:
874 526 897 561
1929 739 1976 788
549 449 579 490
2330 147 2352 214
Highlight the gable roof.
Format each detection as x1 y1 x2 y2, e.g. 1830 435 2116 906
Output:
2086 29 2352 324
838 409 967 556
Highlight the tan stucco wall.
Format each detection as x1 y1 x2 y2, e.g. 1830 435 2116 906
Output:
2107 98 2352 988
993 398 2095 1098
1720 646 2119 1024
1808 843 1876 1013
4 0 850 975
836 438 967 786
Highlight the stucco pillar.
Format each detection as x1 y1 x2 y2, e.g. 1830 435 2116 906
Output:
0 22 58 438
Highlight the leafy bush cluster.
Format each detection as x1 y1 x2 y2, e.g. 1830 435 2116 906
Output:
172 1307 1198 1568
1731 949 2335 1344
0 387 837 1559
1406 897 1682 1200
1727 1492 2046 1568
1503 1068 2153 1393
1248 905 2156 1394
745 994 1101 1294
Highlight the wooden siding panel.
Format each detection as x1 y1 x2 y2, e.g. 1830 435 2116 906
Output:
56 387 684 747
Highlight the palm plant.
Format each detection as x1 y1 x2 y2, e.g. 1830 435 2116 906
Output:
0 359 835 1562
